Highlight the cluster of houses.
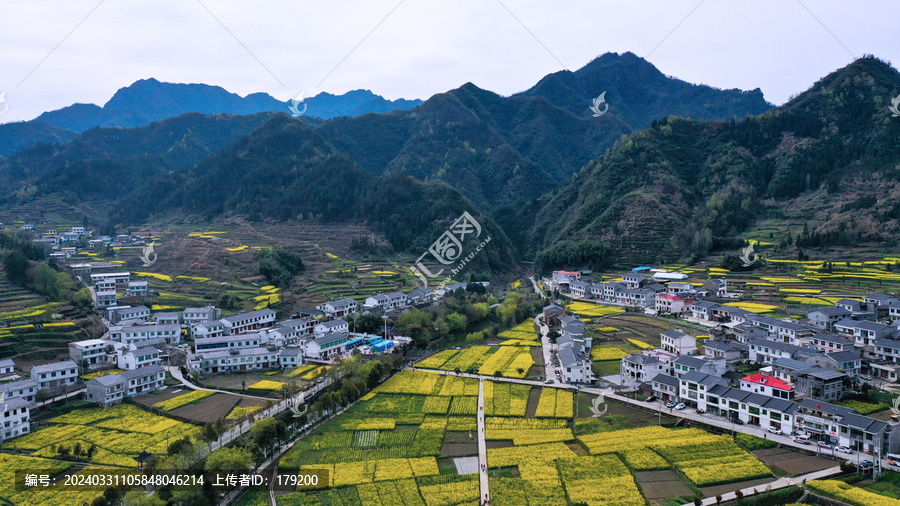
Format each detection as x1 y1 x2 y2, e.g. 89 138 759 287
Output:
617 315 898 454
0 356 83 442
544 269 729 313
543 268 900 454
23 261 479 410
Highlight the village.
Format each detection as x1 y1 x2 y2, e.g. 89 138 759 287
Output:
539 267 900 470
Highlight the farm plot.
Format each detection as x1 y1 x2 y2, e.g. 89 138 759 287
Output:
565 301 625 318
7 404 202 468
497 321 540 346
578 426 772 487
482 380 530 417
476 345 534 378
534 388 574 418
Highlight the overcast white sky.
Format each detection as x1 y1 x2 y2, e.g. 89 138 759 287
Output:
0 0 897 123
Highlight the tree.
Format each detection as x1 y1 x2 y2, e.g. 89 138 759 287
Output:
250 418 288 457
205 447 254 473
202 422 218 442
446 313 467 332
465 331 484 343
467 302 490 322
167 436 193 456
352 313 385 333
4 251 28 286
341 378 360 402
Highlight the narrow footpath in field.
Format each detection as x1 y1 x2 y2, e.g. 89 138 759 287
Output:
477 378 490 505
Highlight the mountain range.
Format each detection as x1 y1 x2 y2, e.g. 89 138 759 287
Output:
3 52 895 275
0 79 422 157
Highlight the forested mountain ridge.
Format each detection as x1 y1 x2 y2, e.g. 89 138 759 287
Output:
114 115 518 276
313 52 772 211
0 112 278 204
529 56 900 269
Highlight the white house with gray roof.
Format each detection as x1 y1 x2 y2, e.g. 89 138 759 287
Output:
748 338 801 363
30 360 79 390
279 348 303 368
559 346 593 383
0 359 15 378
110 323 181 345
85 365 165 407
690 301 719 321
0 397 30 442
317 298 358 318
650 373 680 401
260 318 316 347
221 308 276 335
303 332 351 360
314 318 349 337
0 379 37 404
660 330 697 356
108 305 151 324
833 318 894 346
621 353 672 385
183 306 221 325
807 307 852 330
195 333 262 352
117 344 162 371
189 347 279 374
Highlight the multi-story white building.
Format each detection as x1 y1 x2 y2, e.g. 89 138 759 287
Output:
0 379 38 403
109 324 181 345
304 332 351 360
0 397 31 442
0 359 15 378
126 281 149 297
108 305 151 324
364 292 408 311
739 373 794 400
314 319 349 337
808 331 854 353
183 306 221 326
90 272 130 288
192 321 226 340
85 365 166 407
30 361 79 391
69 339 113 368
221 309 276 335
655 294 687 315
195 333 263 352
834 319 894 347
748 338 801 363
660 330 697 356
621 352 673 385
117 344 162 370
317 298 359 318
189 347 279 374
279 348 303 368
